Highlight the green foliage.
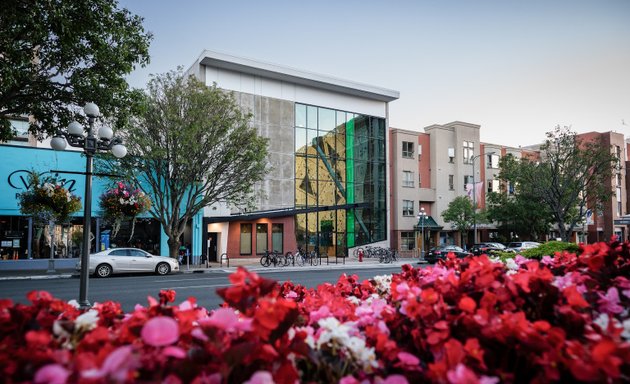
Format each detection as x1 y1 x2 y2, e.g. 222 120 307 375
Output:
18 173 82 224
520 241 580 259
97 69 270 256
441 196 484 244
0 0 152 141
486 175 553 241
493 126 618 242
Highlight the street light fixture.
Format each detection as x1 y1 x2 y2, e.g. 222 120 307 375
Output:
417 207 427 260
50 103 127 309
470 151 495 244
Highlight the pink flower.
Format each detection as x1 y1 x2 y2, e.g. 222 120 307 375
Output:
244 371 274 384
397 351 420 366
82 345 137 382
200 307 253 332
447 364 478 384
339 376 359 384
34 364 70 384
141 316 180 346
308 305 332 324
381 375 410 384
598 287 624 314
541 255 553 265
163 346 187 359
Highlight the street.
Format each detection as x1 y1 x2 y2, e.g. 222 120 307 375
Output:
0 266 406 312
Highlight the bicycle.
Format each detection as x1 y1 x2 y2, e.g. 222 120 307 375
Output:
260 250 284 267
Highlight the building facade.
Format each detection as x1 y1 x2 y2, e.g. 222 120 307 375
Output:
187 51 399 261
390 123 629 253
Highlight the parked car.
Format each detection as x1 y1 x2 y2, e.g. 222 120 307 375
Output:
505 241 541 253
425 245 471 263
76 248 180 277
470 242 506 256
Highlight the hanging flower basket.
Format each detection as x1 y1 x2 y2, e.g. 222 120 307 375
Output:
99 181 151 239
18 173 82 224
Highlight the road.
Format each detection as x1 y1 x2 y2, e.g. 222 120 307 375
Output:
0 266 406 312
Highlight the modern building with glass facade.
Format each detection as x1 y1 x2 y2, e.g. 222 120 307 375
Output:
187 50 398 261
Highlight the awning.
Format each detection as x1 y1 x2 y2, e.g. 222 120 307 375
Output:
414 215 443 230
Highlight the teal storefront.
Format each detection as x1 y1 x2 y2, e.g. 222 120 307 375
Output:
0 145 173 259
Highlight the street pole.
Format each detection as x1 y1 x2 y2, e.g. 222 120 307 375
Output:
471 151 495 245
50 102 127 310
79 140 93 309
417 208 427 260
472 157 477 244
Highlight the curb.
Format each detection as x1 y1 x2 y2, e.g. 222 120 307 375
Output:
0 260 429 281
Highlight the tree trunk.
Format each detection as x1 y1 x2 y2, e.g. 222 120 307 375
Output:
167 236 181 258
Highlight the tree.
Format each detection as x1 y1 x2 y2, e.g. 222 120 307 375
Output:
98 70 270 257
500 126 618 242
442 196 477 246
486 155 554 241
486 190 552 241
0 0 152 142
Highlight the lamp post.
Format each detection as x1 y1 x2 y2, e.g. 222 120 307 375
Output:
417 207 427 260
50 103 127 309
470 151 495 244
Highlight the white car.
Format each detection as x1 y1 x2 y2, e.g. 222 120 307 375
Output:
506 241 541 253
76 248 180 277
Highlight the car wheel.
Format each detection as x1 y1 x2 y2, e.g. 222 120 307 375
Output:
96 263 112 278
156 262 171 275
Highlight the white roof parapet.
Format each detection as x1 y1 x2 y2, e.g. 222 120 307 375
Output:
194 50 400 103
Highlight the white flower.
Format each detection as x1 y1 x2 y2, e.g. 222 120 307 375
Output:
75 310 99 331
505 258 519 271
622 319 630 340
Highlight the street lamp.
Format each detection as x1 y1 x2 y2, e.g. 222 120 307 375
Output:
50 103 127 309
470 151 495 244
417 207 427 260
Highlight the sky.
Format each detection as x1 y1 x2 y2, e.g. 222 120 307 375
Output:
118 0 630 148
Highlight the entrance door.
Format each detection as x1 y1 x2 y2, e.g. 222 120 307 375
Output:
207 233 218 262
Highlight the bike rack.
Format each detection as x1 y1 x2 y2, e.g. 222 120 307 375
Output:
220 253 229 268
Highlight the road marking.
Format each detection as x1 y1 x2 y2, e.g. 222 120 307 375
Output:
154 277 225 283
163 284 227 289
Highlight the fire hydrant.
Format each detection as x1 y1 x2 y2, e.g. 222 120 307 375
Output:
358 249 364 262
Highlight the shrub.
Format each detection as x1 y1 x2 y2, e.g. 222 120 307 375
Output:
521 240 580 259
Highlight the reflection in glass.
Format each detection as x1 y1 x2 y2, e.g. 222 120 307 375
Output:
296 104 306 128
294 103 387 256
307 106 318 129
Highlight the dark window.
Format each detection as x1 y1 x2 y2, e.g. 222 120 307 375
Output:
256 223 268 254
240 224 252 254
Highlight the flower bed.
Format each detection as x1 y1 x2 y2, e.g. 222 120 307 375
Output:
1 241 629 383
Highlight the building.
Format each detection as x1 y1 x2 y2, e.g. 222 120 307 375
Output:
187 51 399 261
390 123 629 253
0 145 162 260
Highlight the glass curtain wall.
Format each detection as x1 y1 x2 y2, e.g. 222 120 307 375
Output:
294 104 386 257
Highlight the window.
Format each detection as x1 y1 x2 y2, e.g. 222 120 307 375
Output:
401 232 415 251
418 173 422 188
507 182 515 195
448 175 454 190
403 200 414 216
402 171 414 187
272 224 283 254
487 153 500 169
487 179 500 194
256 223 268 254
464 175 474 191
402 141 414 158
463 141 474 164
448 148 455 163
240 224 252 254
616 173 622 187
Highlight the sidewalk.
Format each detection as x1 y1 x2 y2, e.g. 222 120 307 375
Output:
0 256 427 281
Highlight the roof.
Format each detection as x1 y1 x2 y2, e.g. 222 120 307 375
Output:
195 50 400 102
414 215 443 230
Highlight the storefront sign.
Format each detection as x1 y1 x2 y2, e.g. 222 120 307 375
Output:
8 169 77 193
